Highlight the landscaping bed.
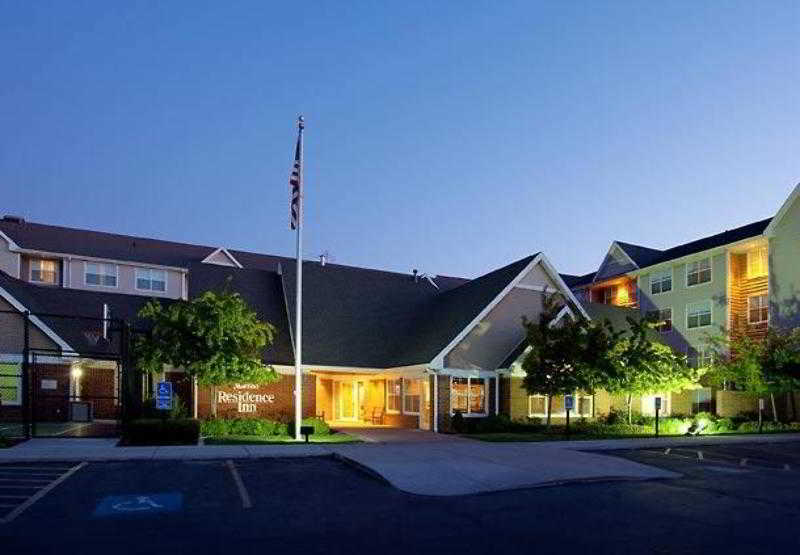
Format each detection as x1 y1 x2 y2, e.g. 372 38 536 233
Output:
200 417 360 445
460 413 800 442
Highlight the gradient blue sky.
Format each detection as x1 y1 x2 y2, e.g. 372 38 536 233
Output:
2 1 798 279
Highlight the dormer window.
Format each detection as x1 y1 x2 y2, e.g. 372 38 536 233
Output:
30 259 58 284
136 268 166 292
85 262 117 287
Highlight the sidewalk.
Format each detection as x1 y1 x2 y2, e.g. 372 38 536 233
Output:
2 433 799 496
0 438 333 463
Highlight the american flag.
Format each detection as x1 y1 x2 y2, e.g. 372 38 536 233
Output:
289 118 304 230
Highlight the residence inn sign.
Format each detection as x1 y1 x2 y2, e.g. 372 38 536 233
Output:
217 383 276 414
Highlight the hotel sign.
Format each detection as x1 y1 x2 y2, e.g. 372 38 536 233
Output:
217 383 276 413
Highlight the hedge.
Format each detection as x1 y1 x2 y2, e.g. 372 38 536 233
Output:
123 418 200 445
200 417 330 438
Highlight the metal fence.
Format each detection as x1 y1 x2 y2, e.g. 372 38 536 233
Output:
0 309 135 439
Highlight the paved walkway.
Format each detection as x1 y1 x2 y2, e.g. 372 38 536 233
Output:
3 433 799 496
331 426 468 443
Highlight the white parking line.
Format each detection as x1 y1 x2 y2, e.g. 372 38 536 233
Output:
226 460 252 509
0 462 87 524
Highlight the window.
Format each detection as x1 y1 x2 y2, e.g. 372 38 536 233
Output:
0 363 21 406
687 301 712 329
577 394 593 417
30 259 58 284
691 387 713 414
686 258 711 286
136 268 167 292
646 308 672 333
528 392 592 417
85 263 117 287
386 379 402 413
528 394 547 417
689 347 714 369
650 269 672 295
747 247 768 278
748 294 768 325
403 378 421 414
451 377 486 415
603 285 617 305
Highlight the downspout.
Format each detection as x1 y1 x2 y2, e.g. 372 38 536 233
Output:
432 371 438 433
495 374 499 415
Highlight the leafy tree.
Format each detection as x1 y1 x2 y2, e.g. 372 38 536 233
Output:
521 294 617 427
604 317 700 424
135 287 278 414
709 328 800 422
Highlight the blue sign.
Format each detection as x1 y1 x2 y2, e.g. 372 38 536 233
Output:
93 493 183 517
156 381 173 410
564 395 575 411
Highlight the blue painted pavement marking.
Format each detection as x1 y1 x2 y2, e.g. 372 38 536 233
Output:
93 493 183 517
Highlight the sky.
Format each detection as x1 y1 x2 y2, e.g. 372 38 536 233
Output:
1 1 799 279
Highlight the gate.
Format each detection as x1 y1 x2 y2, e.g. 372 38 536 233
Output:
30 351 123 438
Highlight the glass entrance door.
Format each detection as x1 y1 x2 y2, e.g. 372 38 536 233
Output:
339 381 355 420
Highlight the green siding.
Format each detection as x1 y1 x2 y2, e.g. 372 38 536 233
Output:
769 196 800 329
636 252 728 355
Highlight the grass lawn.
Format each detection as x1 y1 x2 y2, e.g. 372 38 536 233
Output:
203 432 362 445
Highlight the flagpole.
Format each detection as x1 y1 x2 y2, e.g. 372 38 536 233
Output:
294 115 304 441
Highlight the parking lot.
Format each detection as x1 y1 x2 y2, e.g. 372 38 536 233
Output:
0 442 798 554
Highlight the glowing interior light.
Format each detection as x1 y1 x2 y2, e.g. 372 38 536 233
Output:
70 367 83 378
616 285 629 304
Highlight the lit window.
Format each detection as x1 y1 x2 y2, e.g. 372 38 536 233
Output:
603 285 617 305
451 377 486 415
386 379 402 413
686 258 711 286
85 263 117 287
746 247 768 278
403 378 421 414
748 294 768 324
528 395 547 417
30 259 58 284
646 308 672 333
650 269 672 294
136 268 167 292
687 301 712 329
528 392 592 417
0 363 21 406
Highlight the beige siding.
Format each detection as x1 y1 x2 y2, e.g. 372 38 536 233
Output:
0 297 60 352
65 258 183 299
0 236 19 278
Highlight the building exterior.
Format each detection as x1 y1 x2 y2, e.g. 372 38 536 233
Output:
3 184 800 436
0 216 585 435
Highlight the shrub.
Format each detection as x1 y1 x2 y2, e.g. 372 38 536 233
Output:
287 417 330 436
124 418 200 445
474 414 513 433
141 394 189 420
0 432 9 448
657 417 693 435
451 412 466 433
200 418 288 437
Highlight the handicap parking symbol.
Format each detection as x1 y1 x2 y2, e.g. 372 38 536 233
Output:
93 493 182 517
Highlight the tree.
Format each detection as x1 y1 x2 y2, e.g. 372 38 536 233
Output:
135 287 279 414
710 329 800 422
521 294 617 428
604 317 700 424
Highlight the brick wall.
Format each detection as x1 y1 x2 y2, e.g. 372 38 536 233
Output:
436 375 451 432
197 373 316 420
716 390 761 418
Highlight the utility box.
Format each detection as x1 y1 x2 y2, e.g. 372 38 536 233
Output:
69 401 93 422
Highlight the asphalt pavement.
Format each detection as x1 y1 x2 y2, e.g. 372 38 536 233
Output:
1 442 799 554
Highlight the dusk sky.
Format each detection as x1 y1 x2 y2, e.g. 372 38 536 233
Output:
2 1 799 279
